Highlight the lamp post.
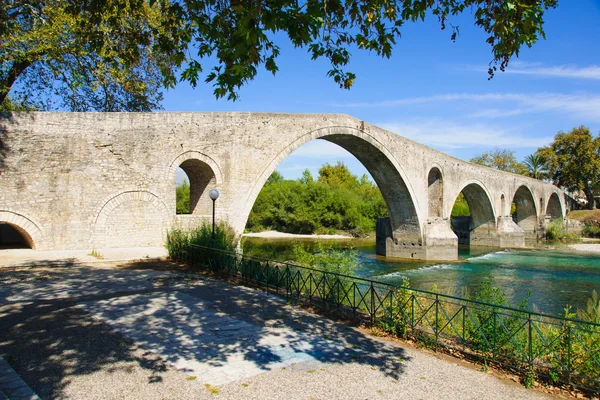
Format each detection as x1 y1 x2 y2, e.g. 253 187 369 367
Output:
209 189 219 239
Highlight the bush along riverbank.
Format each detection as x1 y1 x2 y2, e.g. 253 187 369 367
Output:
245 163 388 237
168 232 600 395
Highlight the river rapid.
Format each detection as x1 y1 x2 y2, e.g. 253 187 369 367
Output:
242 237 600 316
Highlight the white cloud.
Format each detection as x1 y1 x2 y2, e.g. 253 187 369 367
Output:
505 63 600 80
289 139 354 158
331 92 600 121
377 120 553 150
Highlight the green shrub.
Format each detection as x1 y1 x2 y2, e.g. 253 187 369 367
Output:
166 221 237 258
545 219 576 241
246 164 388 236
583 222 600 238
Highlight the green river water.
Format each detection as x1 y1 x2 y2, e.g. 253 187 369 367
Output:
242 237 600 316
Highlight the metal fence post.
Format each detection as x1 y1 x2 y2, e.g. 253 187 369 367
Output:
566 325 572 384
370 282 375 324
528 313 534 370
435 294 439 347
493 312 497 360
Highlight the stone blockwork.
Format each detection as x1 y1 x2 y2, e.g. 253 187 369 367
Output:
0 112 566 259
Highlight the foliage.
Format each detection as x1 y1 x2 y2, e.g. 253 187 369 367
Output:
318 161 359 188
577 290 600 325
537 126 600 210
166 222 237 257
246 162 387 236
176 180 190 214
2 1 558 104
0 96 36 111
291 241 358 277
524 153 548 180
545 219 575 241
451 192 471 217
266 170 284 185
470 148 528 175
1 1 179 110
572 210 600 238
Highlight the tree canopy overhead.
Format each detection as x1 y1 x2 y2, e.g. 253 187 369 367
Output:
1 0 558 109
1 0 182 111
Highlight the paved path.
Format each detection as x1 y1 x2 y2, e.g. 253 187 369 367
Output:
0 247 168 268
0 260 555 400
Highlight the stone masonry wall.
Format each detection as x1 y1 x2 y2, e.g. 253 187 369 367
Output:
0 112 565 255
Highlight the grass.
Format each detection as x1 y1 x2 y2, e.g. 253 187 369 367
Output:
204 384 220 395
567 209 600 221
88 249 103 259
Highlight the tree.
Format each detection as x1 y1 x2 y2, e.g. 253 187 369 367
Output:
266 170 284 185
537 126 600 210
1 1 180 111
176 180 190 214
470 148 528 175
318 162 359 188
523 153 547 180
300 169 314 185
1 0 558 105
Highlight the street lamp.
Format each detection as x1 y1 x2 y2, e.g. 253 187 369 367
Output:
209 189 219 239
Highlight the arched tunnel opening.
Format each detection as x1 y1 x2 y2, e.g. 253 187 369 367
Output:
175 159 217 216
546 193 563 220
0 222 34 249
450 184 496 247
511 186 538 237
241 133 423 259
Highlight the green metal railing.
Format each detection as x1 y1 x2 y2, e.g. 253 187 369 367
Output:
171 244 600 393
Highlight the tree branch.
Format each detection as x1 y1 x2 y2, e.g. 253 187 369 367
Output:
0 60 32 105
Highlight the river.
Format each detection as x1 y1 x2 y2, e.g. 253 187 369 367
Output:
242 237 600 316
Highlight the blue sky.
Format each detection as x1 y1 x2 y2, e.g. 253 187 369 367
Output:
168 1 600 182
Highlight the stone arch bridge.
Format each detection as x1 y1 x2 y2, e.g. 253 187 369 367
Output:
0 112 565 261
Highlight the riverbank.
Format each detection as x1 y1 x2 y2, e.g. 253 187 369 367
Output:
243 230 353 239
568 243 600 254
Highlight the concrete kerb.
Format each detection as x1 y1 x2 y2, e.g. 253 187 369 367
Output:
0 356 40 400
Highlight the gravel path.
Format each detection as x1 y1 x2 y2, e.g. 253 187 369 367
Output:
0 261 557 400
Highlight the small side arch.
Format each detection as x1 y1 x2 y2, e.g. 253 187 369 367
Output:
166 151 223 184
449 180 496 246
448 179 496 227
546 192 564 220
92 190 170 248
511 184 538 233
168 151 222 215
0 210 43 249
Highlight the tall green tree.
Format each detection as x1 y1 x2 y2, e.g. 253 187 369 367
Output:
318 161 359 188
524 153 547 180
470 148 528 175
2 0 558 105
537 126 600 210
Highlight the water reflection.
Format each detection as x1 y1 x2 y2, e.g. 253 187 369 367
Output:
241 237 600 316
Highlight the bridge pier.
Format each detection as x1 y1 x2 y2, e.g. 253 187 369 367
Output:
497 216 526 248
376 218 458 261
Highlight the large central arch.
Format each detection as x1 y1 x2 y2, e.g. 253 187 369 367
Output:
237 126 422 249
